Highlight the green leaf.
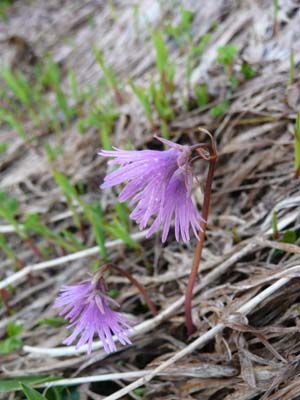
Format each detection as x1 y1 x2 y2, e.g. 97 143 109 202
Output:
56 89 73 122
134 387 146 397
107 289 120 298
0 376 58 393
94 47 118 90
216 44 238 67
150 82 174 121
229 74 239 88
272 229 299 258
99 121 112 150
210 100 229 118
105 219 138 249
0 0 12 21
21 383 47 400
1 112 27 140
294 113 300 174
37 317 67 327
289 49 295 85
0 337 22 354
0 234 16 261
195 83 208 108
160 119 170 139
273 0 279 18
1 68 30 106
282 230 297 244
83 107 116 149
129 80 152 122
115 202 130 230
53 170 79 202
164 7 193 44
7 321 23 337
190 33 212 58
180 7 194 30
272 212 278 239
241 62 255 80
152 31 169 74
87 203 107 259
24 214 46 234
68 69 79 101
61 230 84 251
0 142 8 154
0 192 19 218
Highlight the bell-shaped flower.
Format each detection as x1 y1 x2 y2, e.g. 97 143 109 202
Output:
99 137 203 242
54 276 131 354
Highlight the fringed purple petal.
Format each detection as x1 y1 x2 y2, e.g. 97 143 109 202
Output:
99 140 203 243
100 148 180 231
160 170 203 243
54 281 132 354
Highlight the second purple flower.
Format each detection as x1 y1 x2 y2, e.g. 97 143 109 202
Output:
54 275 131 354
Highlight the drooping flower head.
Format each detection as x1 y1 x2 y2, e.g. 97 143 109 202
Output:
99 137 204 242
54 273 132 354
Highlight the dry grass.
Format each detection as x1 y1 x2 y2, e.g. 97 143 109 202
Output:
1 0 300 399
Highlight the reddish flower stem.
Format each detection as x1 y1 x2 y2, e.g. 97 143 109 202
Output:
26 238 44 260
185 132 217 336
15 258 24 270
0 288 12 314
100 263 158 317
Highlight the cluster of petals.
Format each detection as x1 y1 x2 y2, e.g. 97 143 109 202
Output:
54 278 131 354
99 137 203 242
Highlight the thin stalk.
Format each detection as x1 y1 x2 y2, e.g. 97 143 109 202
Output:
289 49 295 86
15 258 24 270
109 264 157 316
185 143 217 336
294 112 300 179
0 288 12 314
272 212 279 240
25 238 44 261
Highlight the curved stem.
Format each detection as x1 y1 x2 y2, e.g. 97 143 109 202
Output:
26 238 44 261
106 264 158 317
185 143 217 336
190 143 212 152
197 127 217 155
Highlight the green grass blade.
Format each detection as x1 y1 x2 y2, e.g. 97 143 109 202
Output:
152 31 168 75
87 203 107 259
21 384 47 400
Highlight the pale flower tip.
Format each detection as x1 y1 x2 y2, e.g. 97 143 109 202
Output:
154 135 172 147
145 229 155 240
153 134 163 143
98 149 107 157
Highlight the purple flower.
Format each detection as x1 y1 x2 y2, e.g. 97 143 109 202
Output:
99 137 203 242
54 277 132 354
